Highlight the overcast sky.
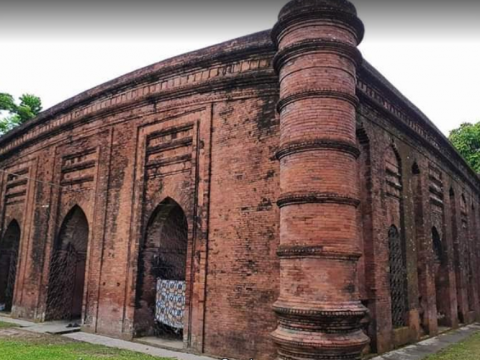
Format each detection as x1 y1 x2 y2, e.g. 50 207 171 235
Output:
1 0 479 136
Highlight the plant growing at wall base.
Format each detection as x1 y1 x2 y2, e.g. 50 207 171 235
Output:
449 122 480 173
0 93 42 135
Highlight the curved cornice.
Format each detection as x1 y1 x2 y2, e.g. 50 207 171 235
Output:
0 31 277 160
0 71 277 161
0 30 275 150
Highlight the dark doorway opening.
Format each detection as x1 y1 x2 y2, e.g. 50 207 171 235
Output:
0 220 21 313
46 206 89 322
432 227 449 327
134 198 188 346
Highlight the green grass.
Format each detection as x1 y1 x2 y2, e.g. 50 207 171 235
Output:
426 332 480 360
0 321 17 329
0 328 171 360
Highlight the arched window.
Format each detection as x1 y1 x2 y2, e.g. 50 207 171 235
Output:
388 225 408 328
0 220 21 312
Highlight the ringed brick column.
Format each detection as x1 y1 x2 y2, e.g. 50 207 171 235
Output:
271 1 369 359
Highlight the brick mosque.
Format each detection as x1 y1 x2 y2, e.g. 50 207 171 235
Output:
0 1 479 359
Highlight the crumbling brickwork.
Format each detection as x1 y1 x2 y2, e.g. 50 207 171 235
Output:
0 1 479 359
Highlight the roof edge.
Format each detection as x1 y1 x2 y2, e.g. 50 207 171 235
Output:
360 60 480 188
0 29 273 146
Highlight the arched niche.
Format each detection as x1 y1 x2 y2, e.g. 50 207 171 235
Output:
134 197 188 342
46 205 89 321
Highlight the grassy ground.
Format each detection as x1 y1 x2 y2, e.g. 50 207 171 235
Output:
3 318 477 360
425 332 480 360
0 322 169 360
0 321 17 329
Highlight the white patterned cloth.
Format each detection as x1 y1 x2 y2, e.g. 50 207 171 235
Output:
155 279 186 329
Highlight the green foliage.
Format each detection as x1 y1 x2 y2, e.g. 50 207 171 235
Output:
0 93 42 136
0 93 16 112
449 122 480 173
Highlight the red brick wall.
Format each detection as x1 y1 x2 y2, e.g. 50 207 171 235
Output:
356 94 480 353
204 96 279 360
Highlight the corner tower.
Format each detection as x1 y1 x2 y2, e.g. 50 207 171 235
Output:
272 1 369 359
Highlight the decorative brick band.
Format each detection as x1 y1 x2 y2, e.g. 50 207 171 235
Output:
61 160 96 174
277 192 360 208
278 351 360 360
277 245 362 261
273 39 363 74
272 8 365 45
277 89 359 113
278 321 363 334
272 332 368 352
276 139 360 160
0 63 276 161
5 190 27 200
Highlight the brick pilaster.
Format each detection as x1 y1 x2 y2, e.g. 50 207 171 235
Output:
271 1 369 359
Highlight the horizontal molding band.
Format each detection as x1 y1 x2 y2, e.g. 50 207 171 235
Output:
147 137 193 155
278 349 360 360
276 344 365 360
278 320 364 335
277 89 359 112
61 160 97 175
60 175 95 187
276 139 360 160
273 306 367 319
277 245 362 261
272 8 365 45
277 192 360 208
6 178 28 190
146 154 192 169
5 190 27 199
273 39 363 74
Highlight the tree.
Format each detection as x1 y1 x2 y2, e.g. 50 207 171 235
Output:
0 93 42 135
449 122 480 173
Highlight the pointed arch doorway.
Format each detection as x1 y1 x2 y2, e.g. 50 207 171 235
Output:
134 198 189 346
432 226 450 327
46 206 89 321
0 220 21 313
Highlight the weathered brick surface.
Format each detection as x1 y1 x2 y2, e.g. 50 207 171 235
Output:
0 1 479 360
